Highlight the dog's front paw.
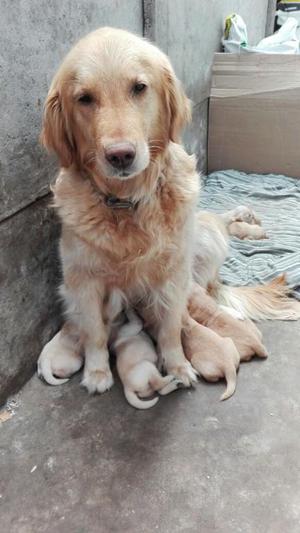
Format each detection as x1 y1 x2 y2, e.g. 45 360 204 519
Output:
167 362 198 387
81 368 114 394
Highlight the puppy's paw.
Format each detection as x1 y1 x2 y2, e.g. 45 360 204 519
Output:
81 368 114 394
158 376 185 395
172 377 186 389
167 362 198 387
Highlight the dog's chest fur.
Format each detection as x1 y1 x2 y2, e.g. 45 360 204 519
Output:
54 146 199 291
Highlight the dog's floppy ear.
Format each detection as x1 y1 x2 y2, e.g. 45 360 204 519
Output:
41 89 74 167
162 64 191 142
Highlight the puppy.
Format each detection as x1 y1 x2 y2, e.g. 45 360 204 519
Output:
222 205 261 226
229 221 267 240
182 316 240 401
113 311 182 409
188 283 268 361
38 324 83 385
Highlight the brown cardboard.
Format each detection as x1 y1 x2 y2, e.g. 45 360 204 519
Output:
208 53 300 178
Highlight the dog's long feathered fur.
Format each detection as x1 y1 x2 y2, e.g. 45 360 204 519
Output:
213 275 300 321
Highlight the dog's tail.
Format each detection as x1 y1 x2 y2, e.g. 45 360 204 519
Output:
37 353 69 386
220 363 237 401
124 388 159 410
213 275 300 321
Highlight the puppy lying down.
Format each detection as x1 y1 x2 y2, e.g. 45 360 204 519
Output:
229 221 267 240
113 310 183 409
188 283 268 361
38 325 83 385
182 316 240 401
225 205 267 240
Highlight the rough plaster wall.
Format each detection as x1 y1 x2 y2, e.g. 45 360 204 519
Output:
145 0 270 172
0 0 142 220
0 0 143 404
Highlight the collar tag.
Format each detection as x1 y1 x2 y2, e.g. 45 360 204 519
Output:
105 195 136 209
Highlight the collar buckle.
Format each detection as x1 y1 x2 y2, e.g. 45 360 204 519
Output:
105 195 136 209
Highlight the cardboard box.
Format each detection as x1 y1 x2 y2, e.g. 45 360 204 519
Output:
208 53 300 178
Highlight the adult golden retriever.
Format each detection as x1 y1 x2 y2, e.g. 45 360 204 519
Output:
40 27 199 393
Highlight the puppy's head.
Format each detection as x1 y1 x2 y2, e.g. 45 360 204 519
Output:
41 28 191 180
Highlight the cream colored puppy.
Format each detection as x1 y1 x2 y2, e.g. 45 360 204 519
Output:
114 311 183 409
228 221 267 240
188 283 268 361
38 324 83 385
222 205 261 226
182 316 240 401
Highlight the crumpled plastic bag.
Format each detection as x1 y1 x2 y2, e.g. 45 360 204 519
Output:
276 8 300 40
222 13 299 54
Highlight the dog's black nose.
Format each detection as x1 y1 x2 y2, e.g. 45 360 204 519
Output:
105 143 136 170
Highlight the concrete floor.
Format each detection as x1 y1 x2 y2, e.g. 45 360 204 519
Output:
1 321 300 533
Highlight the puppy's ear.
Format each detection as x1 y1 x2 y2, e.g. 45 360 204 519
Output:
162 65 191 142
41 89 74 167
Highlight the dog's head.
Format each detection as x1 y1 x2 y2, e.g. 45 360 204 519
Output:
41 27 191 180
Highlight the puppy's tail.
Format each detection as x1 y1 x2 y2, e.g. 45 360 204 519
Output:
220 363 237 401
214 275 300 321
124 388 159 410
37 353 69 386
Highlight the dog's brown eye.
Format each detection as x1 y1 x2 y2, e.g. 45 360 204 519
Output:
132 83 147 95
78 93 93 104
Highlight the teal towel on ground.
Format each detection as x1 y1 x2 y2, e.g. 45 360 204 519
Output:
199 170 300 298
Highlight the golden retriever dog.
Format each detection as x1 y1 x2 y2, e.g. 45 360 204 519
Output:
39 27 199 394
113 310 183 409
182 316 240 401
188 283 268 361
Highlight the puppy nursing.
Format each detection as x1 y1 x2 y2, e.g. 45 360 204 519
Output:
114 311 182 409
188 283 268 362
38 324 83 385
182 316 240 401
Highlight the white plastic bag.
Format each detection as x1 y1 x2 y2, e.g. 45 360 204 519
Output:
222 14 248 53
256 17 299 53
222 13 300 54
276 8 300 40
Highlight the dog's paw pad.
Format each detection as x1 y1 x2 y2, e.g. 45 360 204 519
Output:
81 369 114 394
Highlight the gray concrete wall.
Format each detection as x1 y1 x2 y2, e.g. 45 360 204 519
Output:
0 0 272 404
